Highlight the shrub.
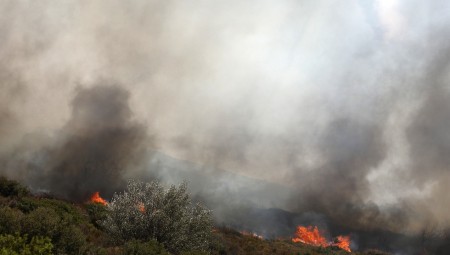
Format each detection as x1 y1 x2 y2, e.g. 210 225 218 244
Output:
23 197 84 224
86 203 109 228
122 239 169 255
180 251 209 255
0 206 23 234
55 225 87 254
0 233 53 255
0 177 29 197
102 180 213 254
21 207 60 238
20 206 88 254
16 197 38 213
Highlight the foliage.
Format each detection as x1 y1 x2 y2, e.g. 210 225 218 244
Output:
122 239 170 255
0 206 23 234
15 197 38 213
180 251 210 255
0 177 29 197
15 206 87 254
17 197 84 223
102 180 213 254
0 192 89 254
85 203 109 228
0 233 53 255
0 176 396 255
21 207 60 238
56 225 87 254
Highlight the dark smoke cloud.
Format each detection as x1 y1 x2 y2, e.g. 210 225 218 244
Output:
290 118 394 229
1 85 148 201
43 85 148 201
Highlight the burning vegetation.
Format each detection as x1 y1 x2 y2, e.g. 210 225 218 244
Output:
292 226 351 252
89 191 108 206
137 202 146 213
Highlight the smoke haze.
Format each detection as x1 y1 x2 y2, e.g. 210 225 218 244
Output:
1 0 450 252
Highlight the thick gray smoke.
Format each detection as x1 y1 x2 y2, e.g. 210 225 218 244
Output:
44 85 147 201
0 85 148 201
1 0 450 252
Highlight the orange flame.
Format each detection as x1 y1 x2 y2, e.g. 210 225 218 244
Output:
90 192 107 205
137 202 145 213
292 226 328 247
292 225 351 252
333 235 351 252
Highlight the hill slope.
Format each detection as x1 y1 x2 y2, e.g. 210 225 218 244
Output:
0 176 390 255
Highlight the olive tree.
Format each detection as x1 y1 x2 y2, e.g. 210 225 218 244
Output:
102 180 212 254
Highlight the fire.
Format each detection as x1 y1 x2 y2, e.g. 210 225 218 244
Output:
90 191 107 205
334 235 351 252
292 226 328 247
292 225 351 252
137 202 145 213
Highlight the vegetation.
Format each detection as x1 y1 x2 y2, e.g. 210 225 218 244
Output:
102 180 212 254
209 227 391 255
122 239 170 255
0 177 29 197
0 176 391 255
0 233 53 255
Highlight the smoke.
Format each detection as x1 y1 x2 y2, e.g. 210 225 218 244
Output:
1 84 148 201
43 85 148 201
290 118 396 230
1 0 450 252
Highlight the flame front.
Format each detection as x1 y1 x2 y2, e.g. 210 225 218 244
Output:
292 226 328 247
292 225 351 252
334 235 351 252
90 191 107 205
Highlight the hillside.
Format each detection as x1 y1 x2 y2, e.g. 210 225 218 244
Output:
212 227 389 255
0 176 390 255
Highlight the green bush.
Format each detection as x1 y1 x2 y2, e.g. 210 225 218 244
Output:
0 233 53 255
102 180 213 254
180 251 210 255
21 207 60 238
86 203 108 228
0 206 23 234
55 225 87 254
0 177 29 198
82 245 110 255
19 197 84 224
122 239 169 255
19 206 88 254
16 197 38 213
